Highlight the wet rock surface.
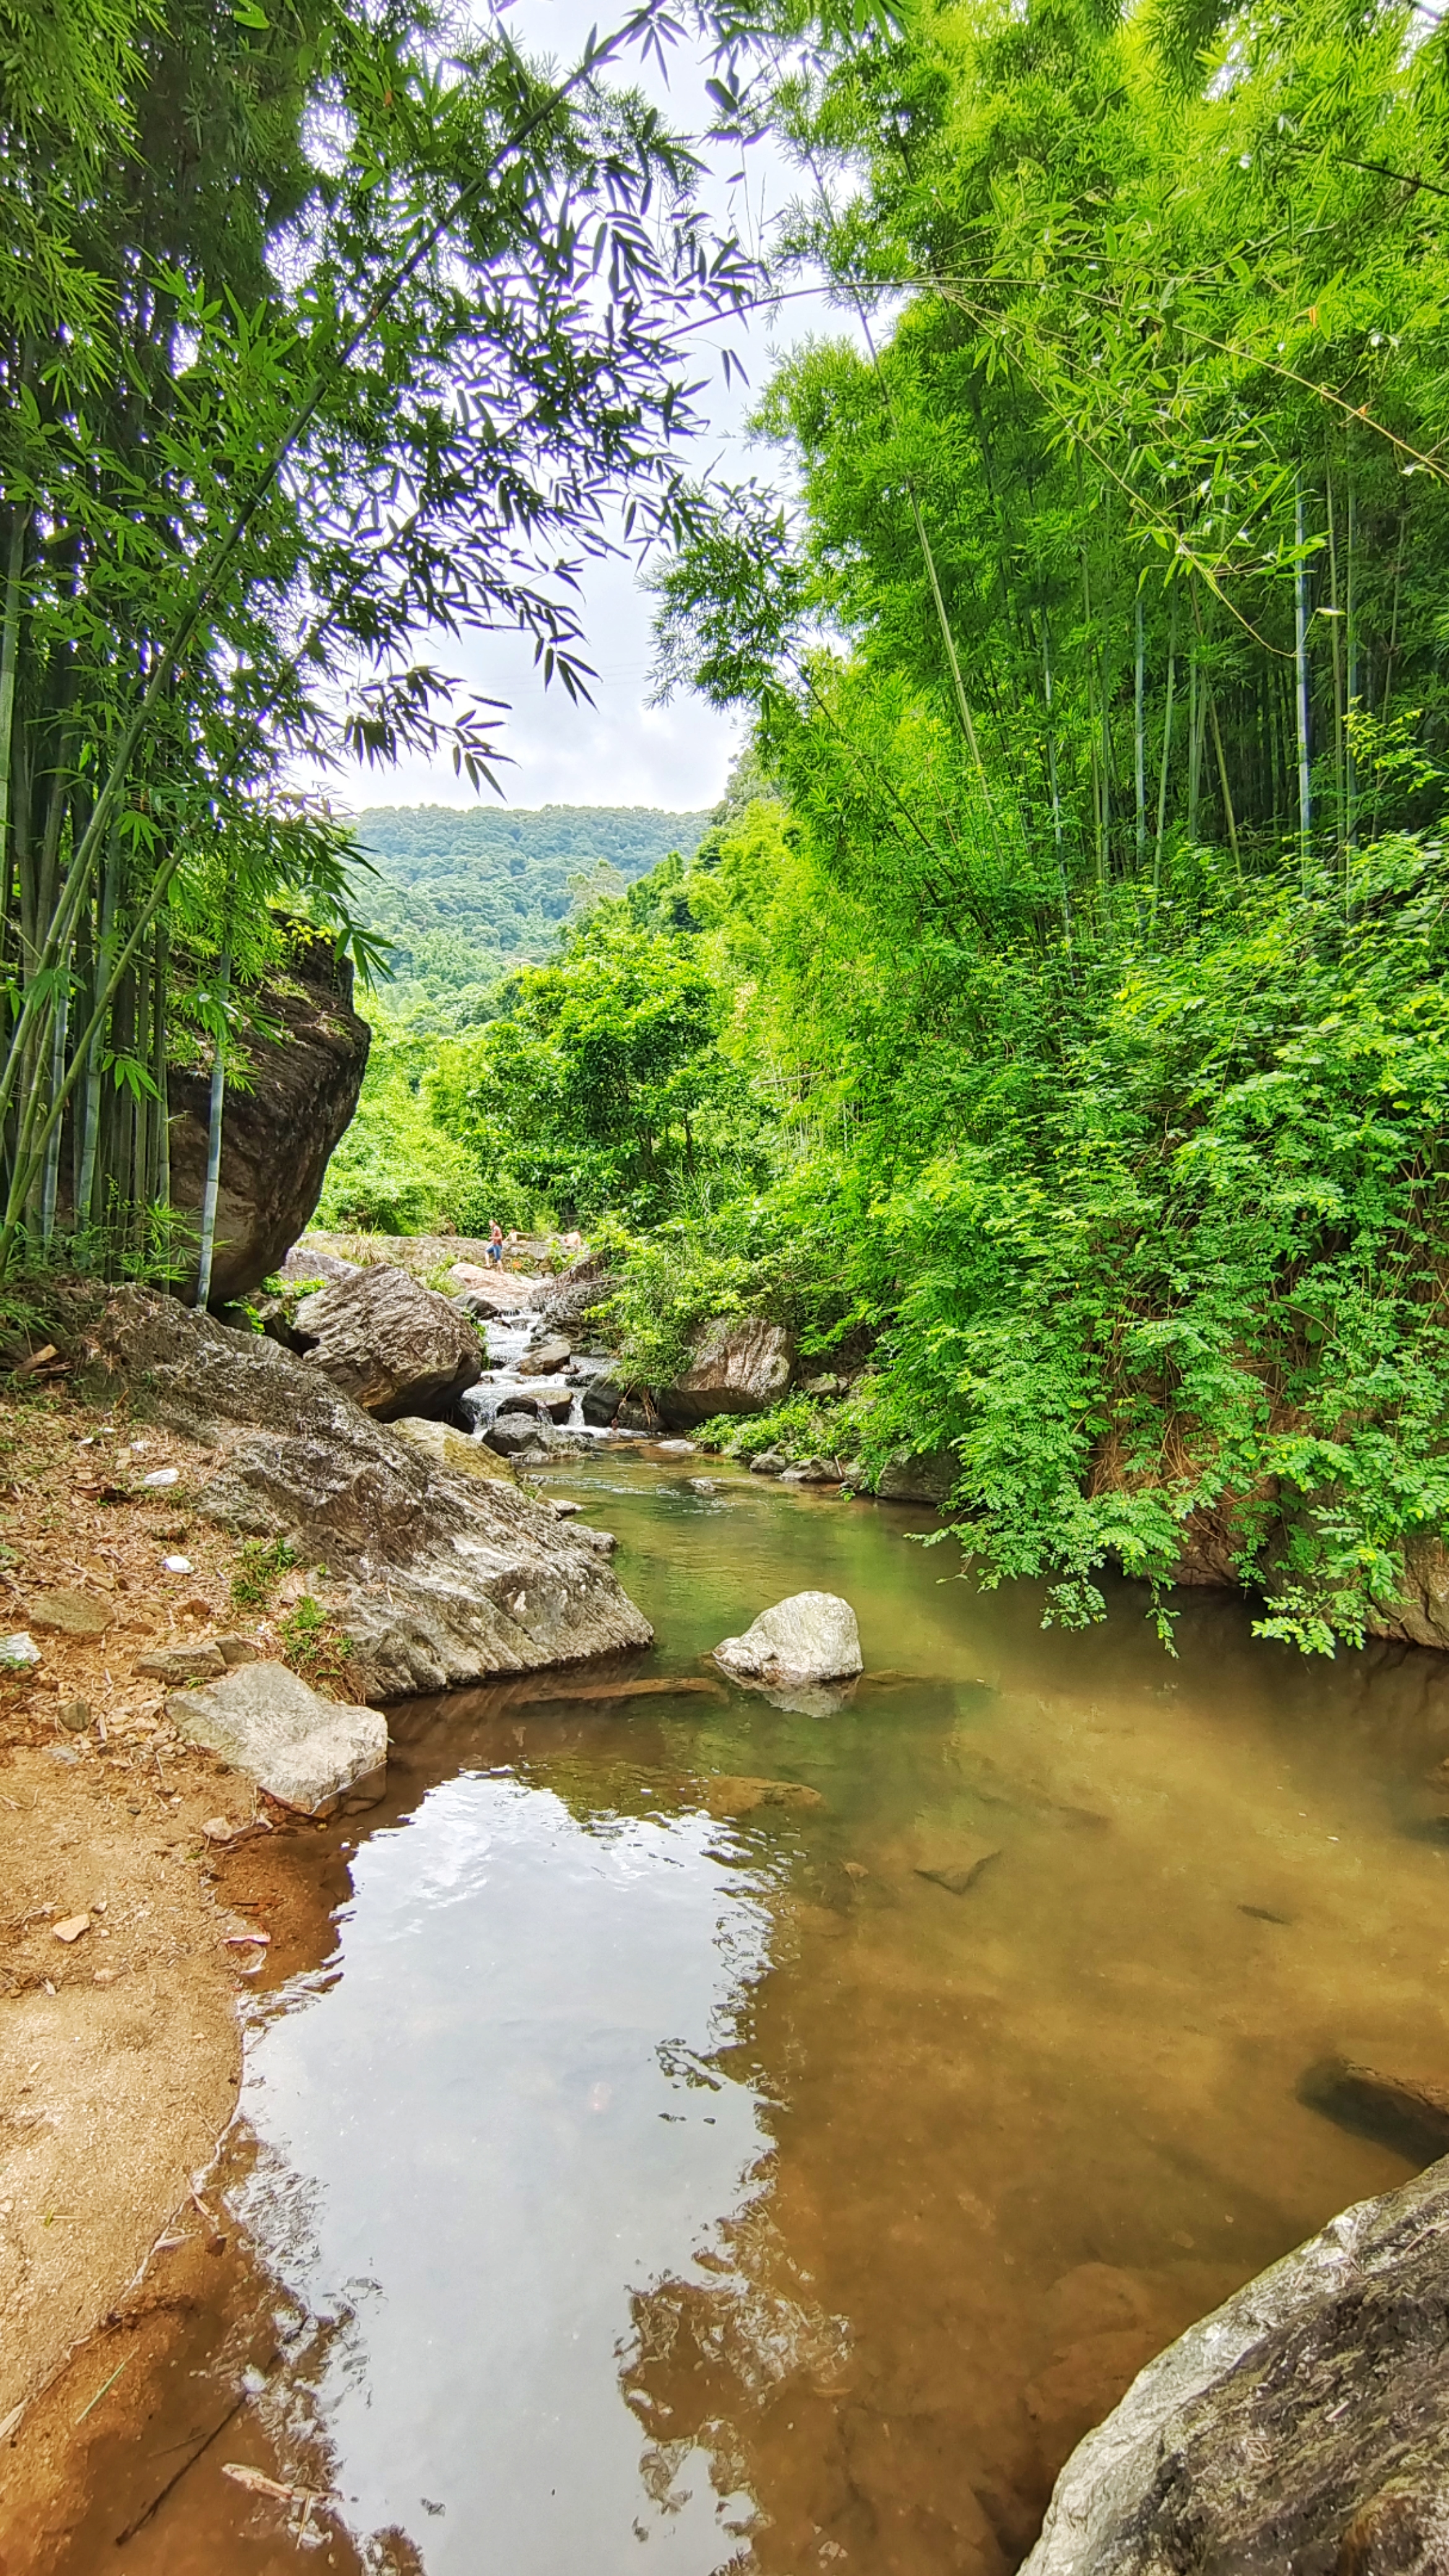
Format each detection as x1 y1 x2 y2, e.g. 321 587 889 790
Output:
1022 2157 1449 2576
713 1590 863 1686
80 1289 652 1697
292 1263 484 1422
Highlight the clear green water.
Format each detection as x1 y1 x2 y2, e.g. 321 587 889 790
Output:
54 1457 1449 2574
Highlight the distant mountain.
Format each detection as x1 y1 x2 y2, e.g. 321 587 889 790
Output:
349 803 712 1026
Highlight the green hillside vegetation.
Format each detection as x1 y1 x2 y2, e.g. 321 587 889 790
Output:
329 0 1449 1663
352 805 712 1029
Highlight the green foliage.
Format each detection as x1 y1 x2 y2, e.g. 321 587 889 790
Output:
351 806 713 1029
278 1593 349 1689
317 1016 505 1237
230 1536 298 1608
426 911 768 1226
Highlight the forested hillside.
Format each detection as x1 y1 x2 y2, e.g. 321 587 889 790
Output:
354 806 711 1026
330 0 1449 1658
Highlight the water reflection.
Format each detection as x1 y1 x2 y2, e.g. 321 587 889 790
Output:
45 1454 1449 2574
230 1769 794 2572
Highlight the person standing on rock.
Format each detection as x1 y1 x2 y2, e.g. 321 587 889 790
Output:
487 1222 503 1268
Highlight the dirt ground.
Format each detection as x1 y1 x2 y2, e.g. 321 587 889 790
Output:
0 1380 342 2457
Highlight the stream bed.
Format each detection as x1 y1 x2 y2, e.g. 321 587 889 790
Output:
54 1450 1449 2574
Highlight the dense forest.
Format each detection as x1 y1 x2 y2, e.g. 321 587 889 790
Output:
353 806 710 1027
337 0 1449 1658
7 0 1449 1654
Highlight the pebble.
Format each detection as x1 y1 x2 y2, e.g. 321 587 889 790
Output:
53 1914 90 1944
201 1816 237 1842
141 1468 180 1489
93 1967 116 1985
0 1632 40 1669
160 1556 193 1575
58 1699 91 1732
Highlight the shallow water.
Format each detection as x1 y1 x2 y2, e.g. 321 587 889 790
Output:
54 1456 1449 2573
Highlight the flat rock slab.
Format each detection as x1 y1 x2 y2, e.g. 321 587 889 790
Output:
28 1590 111 1639
1022 2155 1449 2576
713 1591 863 1686
166 1661 386 1817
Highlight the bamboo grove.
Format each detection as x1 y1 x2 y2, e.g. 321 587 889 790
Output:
0 0 774 1292
657 0 1449 916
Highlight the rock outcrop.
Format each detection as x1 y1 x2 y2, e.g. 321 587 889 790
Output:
165 931 370 1308
1022 2156 1449 2576
167 1661 386 1816
656 1317 794 1429
80 1289 651 1699
713 1591 863 1686
291 1263 484 1422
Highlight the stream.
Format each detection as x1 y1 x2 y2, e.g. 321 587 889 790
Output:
51 1399 1449 2574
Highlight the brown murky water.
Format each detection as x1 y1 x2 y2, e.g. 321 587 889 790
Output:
43 1460 1449 2573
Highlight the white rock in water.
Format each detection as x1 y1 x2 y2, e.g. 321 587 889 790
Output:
165 1661 386 1817
713 1591 863 1686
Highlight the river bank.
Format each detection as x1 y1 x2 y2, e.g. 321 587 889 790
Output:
0 1386 320 2447
9 1429 1449 2571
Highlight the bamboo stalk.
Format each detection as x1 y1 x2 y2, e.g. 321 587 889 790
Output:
1294 472 1313 876
194 931 233 1312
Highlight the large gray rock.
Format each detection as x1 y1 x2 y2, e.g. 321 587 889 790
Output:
656 1317 794 1429
163 936 370 1308
1022 2157 1449 2576
80 1290 652 1700
713 1591 862 1686
875 1448 957 1504
292 1263 483 1422
167 1660 386 1817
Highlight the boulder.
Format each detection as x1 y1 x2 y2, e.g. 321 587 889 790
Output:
164 934 371 1307
749 1450 786 1477
779 1457 839 1486
277 1243 360 1289
80 1289 652 1700
534 1248 616 1331
519 1336 572 1377
655 1316 793 1429
390 1417 515 1484
713 1591 863 1687
292 1264 483 1422
876 1448 957 1505
581 1371 627 1427
487 1411 547 1457
166 1660 386 1817
448 1263 533 1320
1021 2157 1449 2576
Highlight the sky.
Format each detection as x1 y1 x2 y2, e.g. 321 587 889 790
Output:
305 0 845 820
